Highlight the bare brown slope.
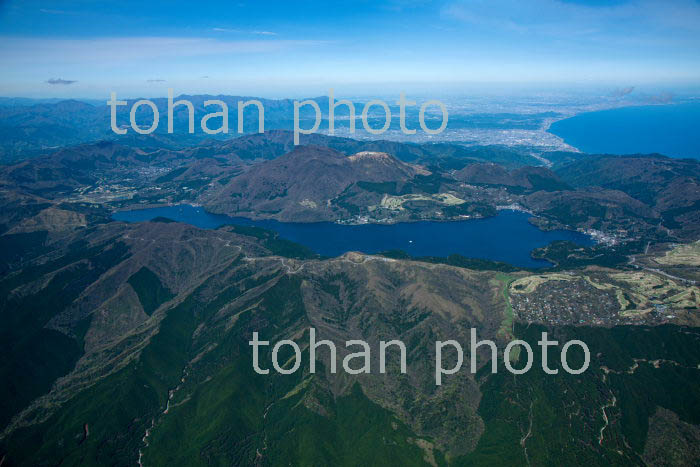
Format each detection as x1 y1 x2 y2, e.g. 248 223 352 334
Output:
201 145 424 221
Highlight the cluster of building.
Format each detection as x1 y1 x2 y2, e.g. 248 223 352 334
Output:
510 276 675 326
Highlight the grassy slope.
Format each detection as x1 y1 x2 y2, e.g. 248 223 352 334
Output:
0 239 130 429
2 265 700 466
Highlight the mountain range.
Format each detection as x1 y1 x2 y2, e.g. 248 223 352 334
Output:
0 127 698 466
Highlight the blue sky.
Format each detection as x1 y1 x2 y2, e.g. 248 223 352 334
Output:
0 0 699 98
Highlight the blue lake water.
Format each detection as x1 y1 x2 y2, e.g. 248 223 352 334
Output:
548 103 700 159
113 205 594 268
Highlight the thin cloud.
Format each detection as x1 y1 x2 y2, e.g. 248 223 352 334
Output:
39 8 69 14
559 0 629 6
212 27 242 33
1 37 326 66
147 79 166 82
212 27 278 35
442 0 700 37
46 78 77 85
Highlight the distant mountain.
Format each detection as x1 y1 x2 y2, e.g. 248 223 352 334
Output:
199 130 544 169
555 154 700 238
203 146 426 221
555 154 700 204
455 163 570 192
0 97 104 107
0 141 175 197
524 188 661 234
4 131 700 240
0 97 547 166
0 97 324 161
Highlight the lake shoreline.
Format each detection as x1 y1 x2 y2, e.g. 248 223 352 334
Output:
113 204 595 269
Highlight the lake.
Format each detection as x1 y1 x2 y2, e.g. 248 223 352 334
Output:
548 103 700 159
113 205 594 268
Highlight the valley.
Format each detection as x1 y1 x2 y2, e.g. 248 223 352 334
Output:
2 0 700 464
0 128 698 466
